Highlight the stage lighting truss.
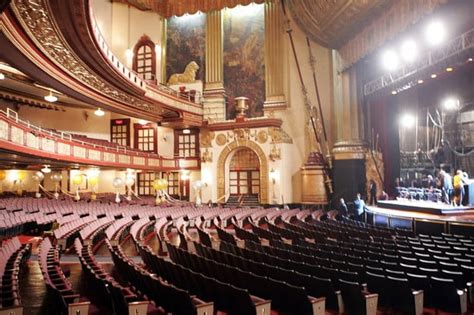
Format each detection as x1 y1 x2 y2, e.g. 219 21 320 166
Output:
364 28 474 96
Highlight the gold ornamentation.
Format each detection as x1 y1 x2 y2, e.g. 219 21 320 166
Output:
168 61 200 85
199 130 215 148
269 145 281 161
235 97 249 117
233 128 251 141
215 133 227 146
201 148 213 163
268 127 292 144
256 130 268 144
11 0 157 113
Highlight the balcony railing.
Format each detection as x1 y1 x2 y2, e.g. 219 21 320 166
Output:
0 108 199 170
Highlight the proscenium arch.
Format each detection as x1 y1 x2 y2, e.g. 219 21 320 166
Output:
217 139 269 204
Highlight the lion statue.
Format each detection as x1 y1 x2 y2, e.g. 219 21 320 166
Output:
168 61 200 85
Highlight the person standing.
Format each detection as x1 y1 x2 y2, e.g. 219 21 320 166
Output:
353 193 365 221
453 170 466 206
338 198 348 217
369 180 377 205
439 170 453 205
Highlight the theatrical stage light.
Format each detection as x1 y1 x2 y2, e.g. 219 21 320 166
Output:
425 20 445 46
431 74 437 79
382 49 399 71
443 98 459 111
400 39 418 63
418 79 424 84
391 91 398 95
446 67 453 72
400 113 416 128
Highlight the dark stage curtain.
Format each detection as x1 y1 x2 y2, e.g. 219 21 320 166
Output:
368 95 400 197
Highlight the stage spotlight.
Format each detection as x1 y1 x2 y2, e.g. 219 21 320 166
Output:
382 49 399 71
446 67 453 72
391 90 397 95
443 98 459 111
400 39 418 63
418 79 424 84
431 74 437 78
400 113 416 128
425 20 445 46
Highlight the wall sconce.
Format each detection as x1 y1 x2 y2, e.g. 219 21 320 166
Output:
180 169 190 181
269 168 279 184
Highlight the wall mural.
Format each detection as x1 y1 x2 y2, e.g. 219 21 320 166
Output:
223 4 265 119
166 13 206 83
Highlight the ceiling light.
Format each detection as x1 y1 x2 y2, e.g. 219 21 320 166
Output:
468 58 473 62
425 20 445 46
94 108 105 117
391 90 397 95
417 79 424 84
446 67 453 72
400 39 418 63
431 74 437 78
138 119 148 125
44 91 58 103
182 129 191 134
381 49 400 71
41 165 51 173
400 113 416 128
0 73 5 80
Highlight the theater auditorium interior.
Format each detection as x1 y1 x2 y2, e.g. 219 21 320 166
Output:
0 0 474 314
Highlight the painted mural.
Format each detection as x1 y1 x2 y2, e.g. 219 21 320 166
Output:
166 13 206 83
224 4 265 119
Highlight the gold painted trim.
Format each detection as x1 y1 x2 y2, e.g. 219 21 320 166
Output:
216 139 269 204
161 19 167 84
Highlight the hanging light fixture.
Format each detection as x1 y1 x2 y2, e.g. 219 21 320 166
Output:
44 91 58 103
94 108 105 117
41 165 52 174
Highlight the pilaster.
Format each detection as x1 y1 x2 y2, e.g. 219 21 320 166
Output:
263 0 286 112
204 10 226 121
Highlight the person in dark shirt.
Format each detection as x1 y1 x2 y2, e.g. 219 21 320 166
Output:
338 198 348 217
369 180 377 205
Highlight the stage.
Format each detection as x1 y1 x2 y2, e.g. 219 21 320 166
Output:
365 200 474 236
376 199 474 215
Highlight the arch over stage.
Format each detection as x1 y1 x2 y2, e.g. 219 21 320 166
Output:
217 140 269 204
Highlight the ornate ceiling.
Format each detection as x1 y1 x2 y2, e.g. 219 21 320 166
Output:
115 0 265 17
286 0 394 48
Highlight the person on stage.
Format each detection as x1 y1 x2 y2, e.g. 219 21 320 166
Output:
353 193 365 221
369 180 377 205
439 170 453 205
453 170 467 206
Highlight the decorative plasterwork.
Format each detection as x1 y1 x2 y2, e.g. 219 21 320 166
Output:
287 0 393 48
11 0 158 113
115 0 265 17
217 139 269 204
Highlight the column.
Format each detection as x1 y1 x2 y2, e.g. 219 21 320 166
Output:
263 0 286 112
203 10 226 121
332 50 367 205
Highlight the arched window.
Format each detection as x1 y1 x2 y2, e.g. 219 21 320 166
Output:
133 35 156 81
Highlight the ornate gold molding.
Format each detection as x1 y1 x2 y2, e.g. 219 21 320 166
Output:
216 139 269 204
11 0 158 113
332 141 367 160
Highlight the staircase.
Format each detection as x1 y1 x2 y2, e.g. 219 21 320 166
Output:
225 195 260 207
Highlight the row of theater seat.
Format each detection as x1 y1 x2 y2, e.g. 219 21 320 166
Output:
0 237 31 315
38 237 90 315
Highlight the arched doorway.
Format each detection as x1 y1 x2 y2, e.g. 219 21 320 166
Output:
229 148 260 196
217 140 269 204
